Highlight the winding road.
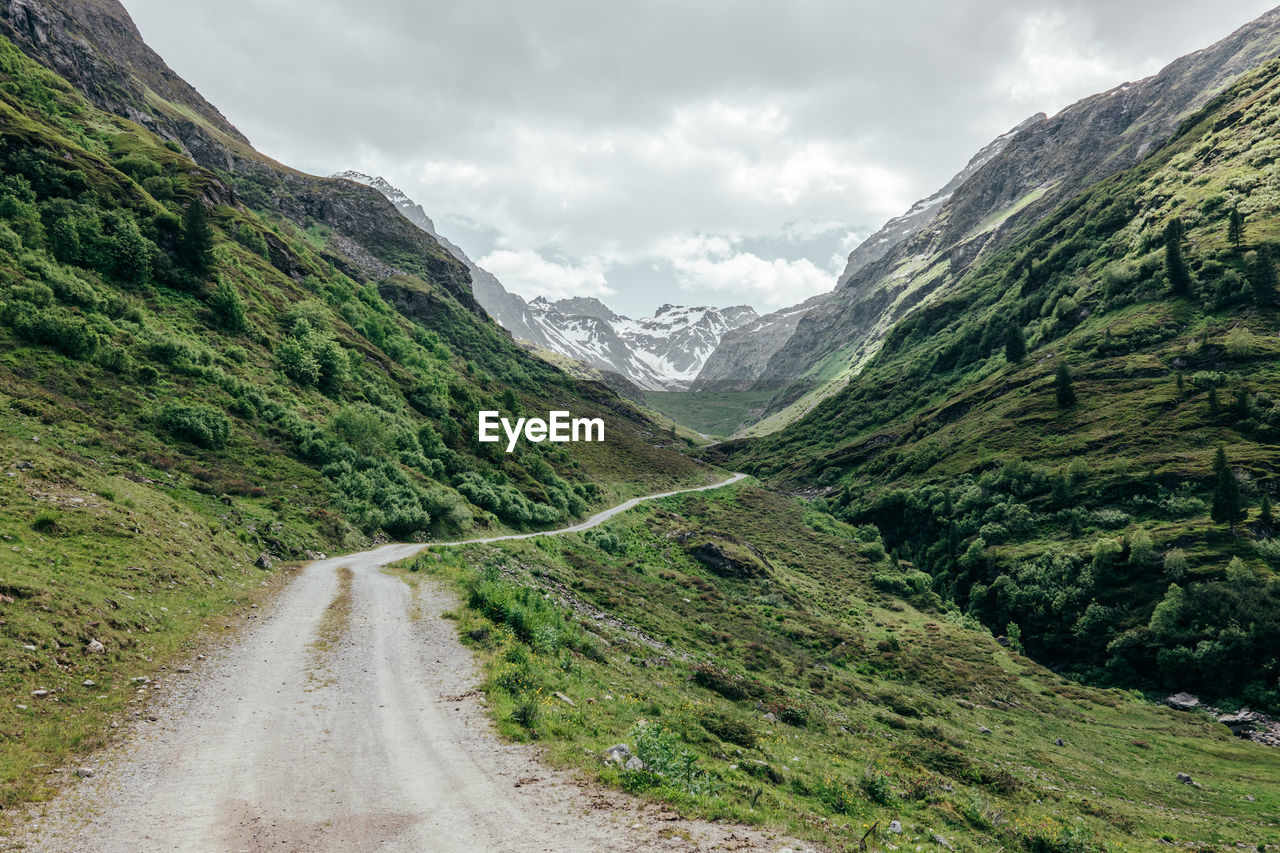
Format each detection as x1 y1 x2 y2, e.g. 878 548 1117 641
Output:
13 473 811 853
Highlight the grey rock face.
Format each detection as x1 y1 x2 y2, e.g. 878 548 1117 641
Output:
716 8 1280 410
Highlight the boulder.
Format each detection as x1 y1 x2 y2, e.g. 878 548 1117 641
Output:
602 744 632 767
85 638 106 655
254 552 274 570
1217 709 1265 736
887 820 903 834
1165 692 1201 711
624 756 646 771
1176 772 1193 784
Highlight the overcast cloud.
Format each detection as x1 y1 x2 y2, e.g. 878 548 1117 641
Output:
121 0 1277 316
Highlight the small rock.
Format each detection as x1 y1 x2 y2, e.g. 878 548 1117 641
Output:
762 712 777 723
978 726 992 735
146 714 158 722
602 744 632 767
553 691 576 707
30 689 48 699
888 820 903 834
81 680 95 688
1055 738 1065 747
1176 772 1193 784
933 834 953 850
85 639 106 655
254 552 273 570
22 644 37 652
130 676 150 684
75 768 94 778
624 756 646 771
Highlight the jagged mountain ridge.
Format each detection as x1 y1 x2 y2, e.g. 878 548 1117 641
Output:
528 298 758 390
334 171 758 389
700 9 1280 419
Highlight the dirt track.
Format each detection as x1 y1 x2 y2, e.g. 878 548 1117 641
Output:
13 474 814 852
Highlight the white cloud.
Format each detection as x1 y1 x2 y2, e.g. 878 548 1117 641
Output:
476 249 615 302
659 236 835 309
998 11 1161 113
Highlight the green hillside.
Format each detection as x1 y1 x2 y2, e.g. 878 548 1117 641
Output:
406 482 1280 851
722 58 1280 713
0 34 709 809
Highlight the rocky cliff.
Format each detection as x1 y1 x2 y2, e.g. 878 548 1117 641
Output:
712 8 1280 417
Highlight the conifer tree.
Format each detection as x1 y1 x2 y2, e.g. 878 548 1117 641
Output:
1004 322 1027 363
180 199 214 275
1228 207 1244 249
1261 493 1274 525
1211 446 1246 531
1054 362 1076 409
1207 387 1221 415
1164 219 1192 296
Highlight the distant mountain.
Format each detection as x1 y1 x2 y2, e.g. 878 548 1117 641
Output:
528 299 758 390
334 172 757 389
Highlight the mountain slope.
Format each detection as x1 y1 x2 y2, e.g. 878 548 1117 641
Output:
712 9 1280 432
331 170 552 347
721 50 1280 713
0 0 711 811
334 171 759 390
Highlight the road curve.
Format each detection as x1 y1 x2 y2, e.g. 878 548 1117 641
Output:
13 473 808 853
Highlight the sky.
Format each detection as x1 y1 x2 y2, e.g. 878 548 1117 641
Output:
121 0 1277 318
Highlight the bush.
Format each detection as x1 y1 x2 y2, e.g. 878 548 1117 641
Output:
209 278 247 331
155 401 231 449
627 722 715 796
1163 548 1190 581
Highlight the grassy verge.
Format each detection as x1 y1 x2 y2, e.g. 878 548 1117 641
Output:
395 483 1280 852
0 433 300 816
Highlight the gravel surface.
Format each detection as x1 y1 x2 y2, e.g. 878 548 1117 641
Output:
12 474 816 852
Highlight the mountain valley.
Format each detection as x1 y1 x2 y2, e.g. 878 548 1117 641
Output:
0 1 1277 851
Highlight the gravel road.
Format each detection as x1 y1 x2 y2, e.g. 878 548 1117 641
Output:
14 473 811 852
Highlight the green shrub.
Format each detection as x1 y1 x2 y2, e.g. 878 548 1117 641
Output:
155 401 231 449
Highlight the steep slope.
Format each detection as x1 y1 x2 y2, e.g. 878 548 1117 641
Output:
0 0 711 811
715 9 1280 432
331 170 550 346
691 113 1041 400
334 171 759 390
722 52 1280 714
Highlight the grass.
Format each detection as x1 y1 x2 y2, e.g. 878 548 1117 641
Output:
643 390 779 438
395 483 1280 852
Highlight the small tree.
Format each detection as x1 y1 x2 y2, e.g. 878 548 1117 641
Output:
1207 387 1221 415
1129 528 1155 566
180 200 214 275
1164 220 1192 296
209 278 246 332
1055 362 1076 409
1260 493 1273 525
1249 245 1278 305
1211 446 1246 532
1004 322 1027 363
1228 206 1244 249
